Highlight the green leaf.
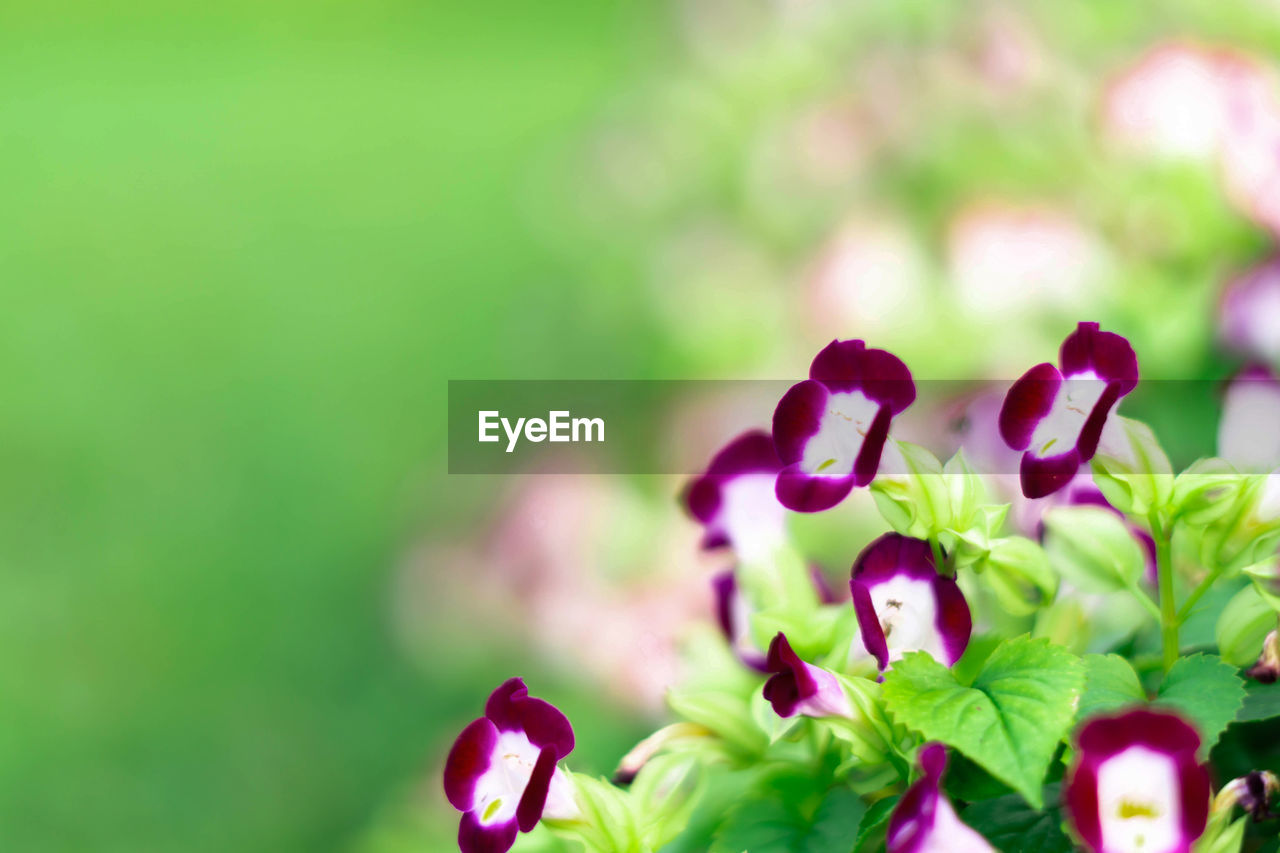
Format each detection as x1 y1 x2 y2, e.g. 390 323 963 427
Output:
1237 682 1280 723
961 783 1073 853
1043 506 1147 594
708 776 865 853
1077 654 1146 721
1216 584 1277 667
852 796 897 853
1154 654 1245 750
881 636 1084 807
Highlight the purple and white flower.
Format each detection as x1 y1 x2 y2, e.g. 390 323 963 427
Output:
1220 260 1280 365
886 743 995 853
772 339 916 512
686 429 788 562
1065 708 1211 853
850 533 972 672
444 679 578 853
762 632 853 719
1218 365 1280 473
999 322 1139 499
712 566 841 671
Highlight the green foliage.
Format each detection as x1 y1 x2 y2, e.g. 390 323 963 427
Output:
1153 655 1245 751
1043 506 1147 593
1238 682 1280 723
851 796 898 853
1217 584 1277 667
1090 417 1175 517
1077 654 1146 721
708 774 865 853
667 687 768 757
881 636 1084 807
961 784 1073 853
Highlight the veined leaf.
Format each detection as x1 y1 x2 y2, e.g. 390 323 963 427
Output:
881 636 1083 807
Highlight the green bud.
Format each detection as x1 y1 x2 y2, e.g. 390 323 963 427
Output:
1043 505 1147 593
1216 583 1278 667
1091 416 1174 517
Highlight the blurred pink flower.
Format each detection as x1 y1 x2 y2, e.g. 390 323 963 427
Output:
404 475 713 714
947 203 1107 317
806 221 928 339
1103 44 1235 161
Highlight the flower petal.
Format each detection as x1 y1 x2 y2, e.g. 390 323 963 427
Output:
445 717 499 812
773 380 830 466
710 570 768 672
1060 321 1140 392
458 810 519 853
887 743 994 853
809 338 916 411
484 678 575 760
686 432 788 557
1020 447 1081 499
852 405 893 487
515 746 557 833
775 462 856 512
999 362 1063 451
762 632 850 718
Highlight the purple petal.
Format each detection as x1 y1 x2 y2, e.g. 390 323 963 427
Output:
851 581 890 670
775 462 856 513
711 570 737 643
1066 708 1210 853
763 632 818 717
686 430 788 554
999 362 1063 451
458 810 519 853
934 577 974 666
1060 321 1140 392
810 339 916 411
888 744 993 853
484 678 575 760
687 431 781 526
515 746 557 833
851 533 937 585
445 718 499 812
1020 448 1081 499
773 380 829 465
852 405 893 487
710 570 769 671
1075 382 1126 461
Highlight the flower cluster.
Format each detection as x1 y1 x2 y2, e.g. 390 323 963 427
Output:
443 323 1280 853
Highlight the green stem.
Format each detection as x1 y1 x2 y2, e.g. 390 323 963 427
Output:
1125 582 1162 623
1175 567 1222 625
928 535 948 577
1149 512 1179 673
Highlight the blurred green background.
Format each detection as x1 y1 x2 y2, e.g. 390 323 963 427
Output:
0 1 661 849
7 0 1280 850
